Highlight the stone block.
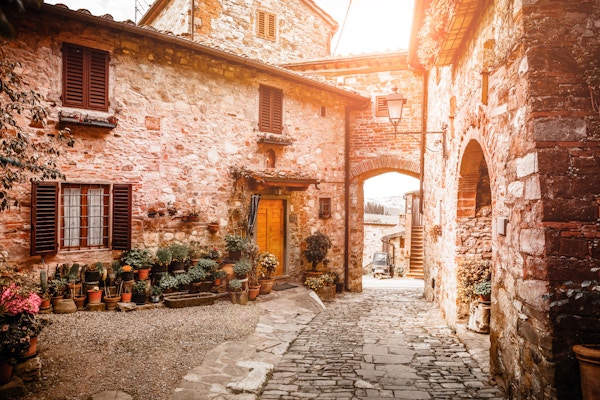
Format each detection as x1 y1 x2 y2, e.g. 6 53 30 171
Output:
533 117 586 142
516 152 538 178
15 356 41 382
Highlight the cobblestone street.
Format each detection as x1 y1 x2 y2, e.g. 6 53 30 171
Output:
260 286 506 399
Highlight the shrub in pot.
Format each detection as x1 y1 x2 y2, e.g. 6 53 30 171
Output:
303 231 332 272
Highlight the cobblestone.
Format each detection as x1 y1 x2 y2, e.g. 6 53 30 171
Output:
259 288 505 399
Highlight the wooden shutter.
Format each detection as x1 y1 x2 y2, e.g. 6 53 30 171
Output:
258 85 283 134
31 182 58 256
375 96 388 117
267 13 276 40
112 184 132 250
62 43 109 111
257 10 276 41
257 11 266 37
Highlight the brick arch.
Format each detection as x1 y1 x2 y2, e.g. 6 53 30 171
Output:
457 140 487 218
349 156 420 181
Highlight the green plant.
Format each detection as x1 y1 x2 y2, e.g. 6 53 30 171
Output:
151 286 162 296
132 280 147 294
169 243 190 263
320 273 334 286
155 247 172 267
187 266 208 282
233 259 252 277
456 257 492 303
48 278 67 296
303 231 332 271
68 264 80 282
212 269 226 280
159 273 178 291
195 258 218 273
175 272 192 287
473 280 491 296
224 234 248 252
304 276 324 291
229 279 243 292
120 248 153 269
257 252 278 279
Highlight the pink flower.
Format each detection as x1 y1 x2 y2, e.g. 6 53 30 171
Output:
0 284 41 315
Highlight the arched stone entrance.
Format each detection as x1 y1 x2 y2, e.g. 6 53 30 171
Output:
455 140 493 325
346 156 420 292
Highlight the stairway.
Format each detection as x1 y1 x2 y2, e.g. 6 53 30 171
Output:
407 226 424 279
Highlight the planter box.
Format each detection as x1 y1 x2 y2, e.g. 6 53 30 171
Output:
163 292 219 308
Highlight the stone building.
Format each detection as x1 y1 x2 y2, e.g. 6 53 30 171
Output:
1 1 599 399
0 2 368 286
410 0 600 399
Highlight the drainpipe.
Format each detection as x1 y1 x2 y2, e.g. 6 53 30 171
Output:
344 105 351 291
419 70 429 215
190 0 195 41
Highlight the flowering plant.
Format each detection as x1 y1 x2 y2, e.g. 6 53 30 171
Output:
121 265 133 273
304 276 325 291
257 252 278 279
0 283 41 316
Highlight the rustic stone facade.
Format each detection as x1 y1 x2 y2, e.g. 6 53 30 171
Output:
139 0 336 64
0 4 365 285
414 0 600 398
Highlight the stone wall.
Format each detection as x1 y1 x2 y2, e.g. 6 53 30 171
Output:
421 0 600 398
143 0 334 64
0 7 352 283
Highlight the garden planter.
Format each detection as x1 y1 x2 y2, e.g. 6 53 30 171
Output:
230 291 248 305
87 289 103 304
73 295 86 310
304 271 322 281
20 336 38 359
54 299 77 314
335 282 344 294
84 271 100 282
169 261 186 273
0 360 12 385
50 295 63 307
153 264 167 273
121 271 134 282
259 278 275 295
228 250 241 262
149 294 161 303
163 292 219 308
67 282 82 296
40 297 51 309
120 292 132 302
573 344 600 400
207 223 219 234
137 268 150 281
132 293 147 305
315 285 335 302
103 295 121 310
248 285 261 301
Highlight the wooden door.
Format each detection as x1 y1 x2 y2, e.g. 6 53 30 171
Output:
256 199 285 276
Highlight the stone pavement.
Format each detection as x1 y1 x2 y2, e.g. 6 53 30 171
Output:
169 280 506 400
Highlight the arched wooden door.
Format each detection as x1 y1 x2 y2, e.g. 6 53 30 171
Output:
255 199 285 276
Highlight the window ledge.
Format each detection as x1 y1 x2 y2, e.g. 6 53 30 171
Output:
58 110 118 129
257 135 294 146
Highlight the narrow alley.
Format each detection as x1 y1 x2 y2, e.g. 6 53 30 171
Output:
259 281 506 399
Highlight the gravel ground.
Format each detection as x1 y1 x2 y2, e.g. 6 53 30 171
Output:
21 299 262 400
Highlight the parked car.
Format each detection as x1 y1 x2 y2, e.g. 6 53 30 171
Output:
371 252 394 279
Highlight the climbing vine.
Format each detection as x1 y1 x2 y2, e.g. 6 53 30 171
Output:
416 0 458 68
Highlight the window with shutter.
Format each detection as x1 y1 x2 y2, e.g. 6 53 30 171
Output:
31 182 58 256
62 43 109 111
375 96 388 117
257 10 276 41
258 85 283 134
30 182 131 253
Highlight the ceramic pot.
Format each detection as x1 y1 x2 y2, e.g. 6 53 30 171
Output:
20 336 38 359
0 360 12 385
85 271 100 282
138 268 150 281
40 298 51 309
248 285 261 301
104 295 121 310
132 293 147 305
87 289 102 304
573 344 600 400
73 295 86 310
121 271 134 282
230 291 247 305
121 292 132 302
315 285 335 302
207 223 219 234
54 299 77 314
259 278 275 295
50 295 63 307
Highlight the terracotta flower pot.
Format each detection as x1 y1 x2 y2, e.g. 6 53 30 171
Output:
573 344 600 400
20 336 38 359
259 278 275 295
0 360 12 385
104 295 121 310
73 295 86 310
138 268 150 281
87 289 102 304
248 285 261 301
121 292 132 302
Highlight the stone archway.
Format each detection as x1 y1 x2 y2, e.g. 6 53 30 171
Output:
346 156 420 292
456 140 492 321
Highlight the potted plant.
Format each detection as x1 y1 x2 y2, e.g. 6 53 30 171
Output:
84 262 103 283
304 274 335 302
159 273 179 293
182 208 199 222
65 263 82 298
473 280 491 302
48 277 67 306
175 272 192 291
120 248 153 271
207 221 220 234
212 269 226 286
257 252 278 295
102 284 121 311
228 278 247 305
187 265 209 293
87 285 103 304
168 243 190 272
154 247 172 273
224 234 248 261
303 231 332 273
149 286 162 303
132 280 148 305
233 259 252 279
119 264 134 282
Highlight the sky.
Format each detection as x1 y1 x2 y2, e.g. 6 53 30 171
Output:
45 0 414 55
44 0 417 198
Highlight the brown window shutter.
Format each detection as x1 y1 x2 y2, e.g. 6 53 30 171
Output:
63 44 85 108
31 182 58 256
112 184 132 250
375 96 388 117
62 43 109 111
267 13 276 40
259 85 283 134
88 49 109 110
257 11 266 37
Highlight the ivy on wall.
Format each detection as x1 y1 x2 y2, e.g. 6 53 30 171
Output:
416 0 458 68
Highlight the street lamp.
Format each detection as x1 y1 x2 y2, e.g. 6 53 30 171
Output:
386 87 407 135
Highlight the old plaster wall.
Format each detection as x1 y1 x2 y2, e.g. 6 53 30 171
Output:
143 0 333 64
422 0 600 399
0 8 350 281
